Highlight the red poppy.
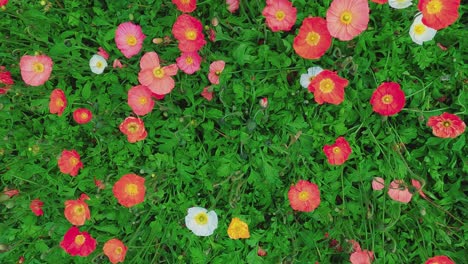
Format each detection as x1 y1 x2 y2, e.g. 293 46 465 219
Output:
387 180 412 203
73 108 92 124
323 137 352 165
58 150 83 176
172 14 206 52
113 174 146 207
64 194 91 226
309 70 349 105
0 0 9 8
60 226 96 257
0 66 14 94
103 239 128 264
30 199 44 216
288 180 320 212
427 112 466 138
425 255 455 264
293 17 332 60
370 82 405 116
119 117 148 143
172 0 196 13
127 85 154 116
418 0 460 30
49 89 67 116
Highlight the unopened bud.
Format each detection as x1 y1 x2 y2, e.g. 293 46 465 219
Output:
211 17 219 27
152 38 163 44
259 97 268 108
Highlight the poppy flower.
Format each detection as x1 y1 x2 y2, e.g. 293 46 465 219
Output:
389 0 412 9
0 0 9 8
89 54 107 74
30 199 44 216
113 173 146 207
201 86 214 101
226 0 239 13
94 177 105 190
119 117 147 143
262 0 297 32
113 59 123 68
259 97 268 108
418 0 460 30
176 51 202 75
372 177 385 191
49 89 67 116
388 180 412 203
371 0 387 3
326 0 370 41
138 52 178 95
172 0 196 13
427 112 466 138
293 17 332 60
425 255 455 264
411 179 427 198
208 60 225 84
97 47 109 60
370 82 406 116
60 226 96 257
257 247 267 257
185 207 218 236
58 150 83 176
0 66 14 94
73 108 92 124
350 250 374 264
128 85 154 116
227 217 250 239
323 137 352 165
103 239 127 264
288 180 321 212
300 66 323 89
64 194 90 226
309 70 349 105
115 22 146 59
19 54 53 86
172 14 206 52
409 14 437 45
3 188 19 198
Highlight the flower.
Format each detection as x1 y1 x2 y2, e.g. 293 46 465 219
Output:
115 22 146 58
138 52 178 95
259 97 268 108
288 180 321 212
427 112 466 138
388 180 413 203
411 179 427 198
60 226 96 257
326 0 370 41
30 199 44 216
350 250 374 264
97 47 109 60
128 85 154 116
370 82 406 116
227 217 250 239
372 177 385 191
64 194 91 226
0 66 14 94
323 137 352 165
113 59 123 68
58 150 83 176
293 17 332 60
172 14 206 52
172 0 196 13
103 239 127 264
94 177 105 190
3 188 19 198
176 51 202 74
389 0 412 9
73 108 92 124
185 207 218 236
226 0 239 13
371 0 387 3
418 0 460 30
300 66 323 89
309 70 349 105
0 0 9 8
201 86 214 101
119 117 148 143
19 54 53 86
257 247 267 256
208 60 225 84
113 174 146 207
409 14 437 45
89 54 107 74
425 255 455 264
49 89 67 116
262 0 297 32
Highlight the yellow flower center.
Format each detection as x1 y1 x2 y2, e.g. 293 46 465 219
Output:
126 35 137 46
194 212 208 225
74 205 84 215
426 0 442 14
215 70 222 76
181 0 190 3
96 61 103 68
340 11 353 25
186 56 193 65
69 157 79 166
80 112 88 120
74 235 86 246
138 96 147 105
127 123 139 133
381 94 394 104
414 24 426 35
306 32 320 46
275 10 285 21
33 62 44 73
298 191 310 201
185 30 197 41
153 67 165 78
115 247 123 254
442 121 451 127
332 146 341 154
319 79 335 93
56 99 64 107
125 183 138 196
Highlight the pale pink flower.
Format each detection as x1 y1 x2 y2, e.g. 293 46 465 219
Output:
388 180 412 203
20 54 53 86
113 59 123 68
326 0 370 41
411 179 427 198
372 177 385 191
350 250 374 264
138 52 178 95
176 52 202 75
128 85 155 116
226 0 239 13
115 22 146 58
262 0 297 32
208 60 225 84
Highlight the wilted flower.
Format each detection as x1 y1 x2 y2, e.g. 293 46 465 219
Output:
97 47 109 60
372 177 385 191
388 180 412 203
30 199 44 216
201 86 214 101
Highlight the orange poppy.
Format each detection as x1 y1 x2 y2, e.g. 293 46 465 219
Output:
288 180 320 212
113 174 146 207
293 17 332 60
49 89 67 116
119 117 148 143
323 137 352 165
103 239 128 264
73 108 92 124
64 194 90 226
418 0 460 30
309 70 349 105
57 149 83 176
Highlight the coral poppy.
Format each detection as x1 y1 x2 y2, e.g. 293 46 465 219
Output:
172 14 206 52
388 180 413 203
226 0 239 13
227 217 250 239
427 112 466 138
176 51 202 75
293 17 332 60
97 47 109 60
0 66 14 94
113 174 146 207
49 89 67 116
58 150 83 176
262 0 297 32
138 52 178 95
201 86 214 101
350 250 374 264
389 0 412 9
89 54 107 74
418 0 460 30
288 180 320 212
19 54 53 86
208 60 225 84
60 226 96 257
172 0 196 13
409 14 437 45
425 255 455 264
73 108 92 124
103 239 127 264
372 177 385 191
370 82 406 116
323 137 352 165
119 117 148 143
30 198 44 216
94 177 105 190
309 70 349 105
300 66 323 89
326 0 370 41
115 22 146 59
64 194 90 226
185 207 218 236
128 85 154 116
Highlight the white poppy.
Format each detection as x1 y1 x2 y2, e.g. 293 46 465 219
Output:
300 66 323 89
89 54 107 74
389 0 412 9
185 207 218 236
409 14 437 45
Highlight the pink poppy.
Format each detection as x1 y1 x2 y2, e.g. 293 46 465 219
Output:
208 60 225 84
388 180 412 203
176 52 202 75
128 85 154 116
201 86 214 101
20 54 53 86
172 14 206 52
411 179 427 198
97 47 109 60
226 0 239 13
372 177 385 191
350 250 374 264
262 0 297 32
326 0 370 41
113 59 123 68
0 0 9 8
115 22 146 59
138 52 178 95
